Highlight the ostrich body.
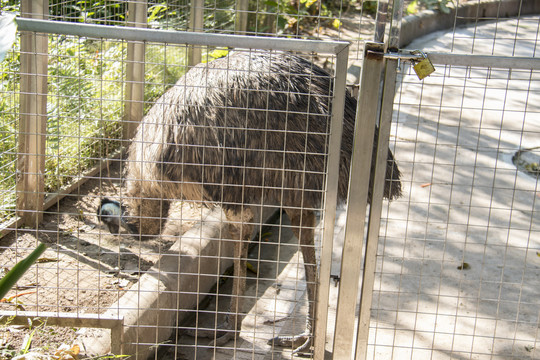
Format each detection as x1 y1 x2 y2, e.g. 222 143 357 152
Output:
122 51 402 353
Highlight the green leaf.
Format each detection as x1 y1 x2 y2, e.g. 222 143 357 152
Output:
209 48 229 59
148 4 167 23
439 1 451 13
407 0 419 14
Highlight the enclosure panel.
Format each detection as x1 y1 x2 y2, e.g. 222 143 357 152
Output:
0 18 350 357
371 63 540 360
356 57 399 360
3 1 538 359
333 46 385 359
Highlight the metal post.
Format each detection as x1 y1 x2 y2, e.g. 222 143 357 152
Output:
332 42 385 358
354 2 403 357
355 58 398 360
17 0 48 227
16 19 349 56
374 0 390 43
123 0 147 140
313 46 350 359
188 0 204 66
387 0 405 51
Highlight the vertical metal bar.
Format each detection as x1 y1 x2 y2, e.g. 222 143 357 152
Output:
355 58 398 360
313 46 350 359
188 0 204 66
387 0 405 51
123 0 147 140
235 0 249 34
17 0 48 227
332 42 385 359
374 0 389 43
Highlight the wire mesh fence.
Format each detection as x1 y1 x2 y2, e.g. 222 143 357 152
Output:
373 16 540 360
1 3 352 357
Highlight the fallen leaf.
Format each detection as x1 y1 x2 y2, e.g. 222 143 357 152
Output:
53 343 81 359
16 282 38 290
332 18 342 29
1 291 36 303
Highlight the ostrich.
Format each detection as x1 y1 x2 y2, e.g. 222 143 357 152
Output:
97 198 138 235
105 51 402 353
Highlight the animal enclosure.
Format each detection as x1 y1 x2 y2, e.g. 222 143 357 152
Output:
1 0 539 359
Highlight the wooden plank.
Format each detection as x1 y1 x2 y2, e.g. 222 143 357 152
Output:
17 0 48 228
188 0 204 66
235 0 249 34
123 0 147 140
0 310 124 355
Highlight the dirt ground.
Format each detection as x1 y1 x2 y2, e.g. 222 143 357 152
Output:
0 158 202 356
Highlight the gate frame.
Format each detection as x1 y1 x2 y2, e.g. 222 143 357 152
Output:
13 17 350 358
341 0 540 358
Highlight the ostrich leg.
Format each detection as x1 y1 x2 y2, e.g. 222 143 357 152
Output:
270 209 317 354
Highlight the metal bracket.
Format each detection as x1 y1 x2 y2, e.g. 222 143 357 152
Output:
384 50 426 62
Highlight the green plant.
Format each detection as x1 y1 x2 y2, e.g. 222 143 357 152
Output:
361 0 378 16
1 31 189 222
407 0 454 14
251 0 343 35
45 37 126 192
259 0 308 34
0 13 19 222
49 0 127 24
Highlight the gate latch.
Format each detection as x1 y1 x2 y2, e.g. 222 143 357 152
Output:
411 50 436 80
385 50 436 80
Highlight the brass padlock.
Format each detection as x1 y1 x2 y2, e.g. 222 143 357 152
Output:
412 51 435 80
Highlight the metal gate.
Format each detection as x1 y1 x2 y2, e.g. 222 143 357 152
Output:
337 1 540 359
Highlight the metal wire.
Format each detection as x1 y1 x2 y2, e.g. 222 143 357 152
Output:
373 14 540 359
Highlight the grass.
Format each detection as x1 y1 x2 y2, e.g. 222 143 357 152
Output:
0 34 188 223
